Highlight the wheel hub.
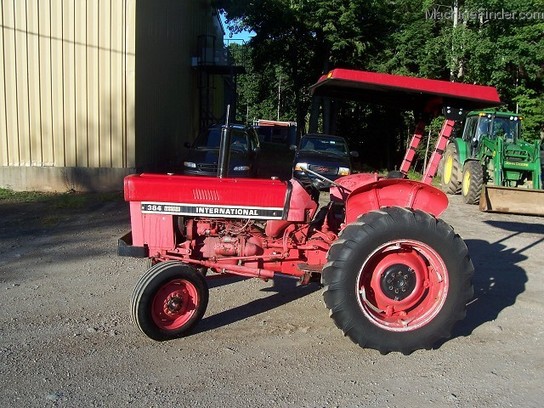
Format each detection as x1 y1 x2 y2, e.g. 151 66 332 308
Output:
380 264 416 300
164 291 185 315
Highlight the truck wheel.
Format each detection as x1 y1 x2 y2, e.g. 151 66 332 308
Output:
322 207 473 354
461 161 483 205
132 261 209 341
440 143 461 194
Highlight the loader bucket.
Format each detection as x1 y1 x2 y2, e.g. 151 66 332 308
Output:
479 185 544 216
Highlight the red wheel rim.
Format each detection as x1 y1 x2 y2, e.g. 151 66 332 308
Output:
151 279 199 330
356 240 449 332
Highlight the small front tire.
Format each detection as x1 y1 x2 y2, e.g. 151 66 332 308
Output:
132 261 209 341
461 160 484 205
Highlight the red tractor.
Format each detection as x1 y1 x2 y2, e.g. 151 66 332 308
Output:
119 69 501 354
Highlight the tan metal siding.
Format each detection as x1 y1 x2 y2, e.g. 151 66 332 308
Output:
50 0 64 166
0 3 7 165
2 2 19 165
74 0 87 167
87 0 100 168
0 0 136 169
27 0 42 166
38 1 54 166
125 0 136 168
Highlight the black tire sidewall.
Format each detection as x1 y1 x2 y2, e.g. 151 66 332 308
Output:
132 262 209 341
323 208 472 353
441 143 461 194
462 161 483 204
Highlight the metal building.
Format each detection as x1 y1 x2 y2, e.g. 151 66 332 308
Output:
0 0 238 191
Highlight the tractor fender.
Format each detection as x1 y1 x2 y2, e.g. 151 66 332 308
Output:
451 137 469 164
344 178 449 224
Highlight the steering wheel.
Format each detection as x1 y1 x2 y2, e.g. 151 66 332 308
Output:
302 168 352 193
302 167 339 187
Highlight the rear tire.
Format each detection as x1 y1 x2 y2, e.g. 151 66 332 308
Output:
441 143 462 194
462 161 484 205
322 207 473 354
132 261 209 341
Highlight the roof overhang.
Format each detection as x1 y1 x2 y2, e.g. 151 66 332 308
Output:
309 69 501 116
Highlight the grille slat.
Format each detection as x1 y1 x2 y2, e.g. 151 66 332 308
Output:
308 164 337 175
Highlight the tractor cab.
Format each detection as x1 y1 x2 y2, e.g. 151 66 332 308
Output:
462 111 522 153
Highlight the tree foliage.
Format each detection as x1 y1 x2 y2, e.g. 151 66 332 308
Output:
219 0 544 168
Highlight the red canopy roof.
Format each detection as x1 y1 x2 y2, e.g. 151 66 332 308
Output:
309 69 501 114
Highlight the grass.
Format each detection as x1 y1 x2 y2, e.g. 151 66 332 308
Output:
0 188 52 202
0 187 123 209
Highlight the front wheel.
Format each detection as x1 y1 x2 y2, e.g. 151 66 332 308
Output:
462 161 484 205
322 207 473 354
132 261 209 341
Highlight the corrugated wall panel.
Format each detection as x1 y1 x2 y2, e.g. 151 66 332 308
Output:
14 0 30 166
98 0 111 167
50 0 65 166
74 0 88 167
3 1 19 166
38 1 54 166
0 3 8 165
63 0 76 167
27 0 43 166
87 0 100 168
111 0 124 168
0 0 135 170
125 0 136 168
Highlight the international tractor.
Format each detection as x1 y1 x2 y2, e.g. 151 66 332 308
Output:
441 110 543 215
119 69 502 354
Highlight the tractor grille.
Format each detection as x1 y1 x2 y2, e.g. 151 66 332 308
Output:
308 164 337 175
197 163 218 173
505 151 530 162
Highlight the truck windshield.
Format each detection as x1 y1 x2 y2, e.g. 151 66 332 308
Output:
194 128 248 150
300 137 348 155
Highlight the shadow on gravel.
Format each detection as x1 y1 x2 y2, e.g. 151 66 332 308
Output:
0 196 129 277
205 275 247 289
195 278 320 334
448 219 543 340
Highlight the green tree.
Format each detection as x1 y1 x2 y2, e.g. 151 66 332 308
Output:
219 0 543 166
219 0 393 135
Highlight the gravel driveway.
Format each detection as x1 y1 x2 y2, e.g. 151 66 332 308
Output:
1 191 543 407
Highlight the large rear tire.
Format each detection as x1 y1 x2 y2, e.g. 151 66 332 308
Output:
461 160 484 205
322 207 473 354
132 261 209 341
441 143 462 194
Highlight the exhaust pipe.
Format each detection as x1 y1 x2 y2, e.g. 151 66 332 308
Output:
217 105 231 178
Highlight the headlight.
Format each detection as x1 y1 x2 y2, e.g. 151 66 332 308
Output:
233 165 250 171
294 162 308 171
338 167 350 176
183 161 196 168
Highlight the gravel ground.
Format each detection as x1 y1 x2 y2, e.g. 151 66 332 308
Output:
1 190 543 407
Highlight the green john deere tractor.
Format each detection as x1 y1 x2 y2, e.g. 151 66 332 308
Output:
441 110 542 210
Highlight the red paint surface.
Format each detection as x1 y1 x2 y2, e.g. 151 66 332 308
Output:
310 68 501 111
345 179 449 223
124 173 289 208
